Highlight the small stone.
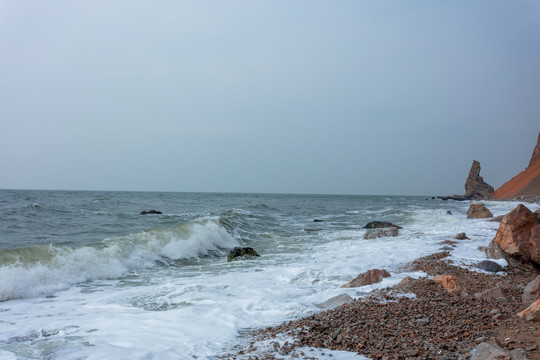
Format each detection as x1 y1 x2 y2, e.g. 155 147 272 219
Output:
454 232 469 240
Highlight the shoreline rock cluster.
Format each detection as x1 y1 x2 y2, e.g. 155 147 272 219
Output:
225 204 540 359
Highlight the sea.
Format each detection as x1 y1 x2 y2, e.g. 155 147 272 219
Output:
0 190 535 360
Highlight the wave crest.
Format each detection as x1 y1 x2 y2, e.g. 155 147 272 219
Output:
0 219 238 301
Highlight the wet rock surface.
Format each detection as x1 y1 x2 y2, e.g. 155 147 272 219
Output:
363 221 403 229
467 204 493 219
230 252 540 360
227 247 261 262
364 227 399 239
342 269 391 288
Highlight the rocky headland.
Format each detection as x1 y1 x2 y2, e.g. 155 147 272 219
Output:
226 204 540 360
439 160 494 201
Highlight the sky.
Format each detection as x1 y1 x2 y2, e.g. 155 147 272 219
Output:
1 1 539 195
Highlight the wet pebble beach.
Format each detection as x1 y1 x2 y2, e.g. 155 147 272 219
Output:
227 252 540 359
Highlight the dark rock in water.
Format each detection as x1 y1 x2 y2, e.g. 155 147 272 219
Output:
454 232 469 240
227 247 260 262
363 221 402 229
364 227 399 239
313 219 324 222
447 210 453 215
140 210 163 215
475 260 504 273
439 246 454 251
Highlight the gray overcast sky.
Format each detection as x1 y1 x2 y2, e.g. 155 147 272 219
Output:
1 1 539 195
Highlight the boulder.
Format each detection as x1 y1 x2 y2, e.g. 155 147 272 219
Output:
487 204 540 267
316 294 354 310
454 232 469 240
522 275 540 305
471 342 528 360
475 260 504 273
364 227 398 239
464 160 495 199
227 247 260 262
140 210 162 215
342 269 391 288
467 204 493 219
363 221 402 229
474 285 507 302
517 299 540 322
432 275 460 295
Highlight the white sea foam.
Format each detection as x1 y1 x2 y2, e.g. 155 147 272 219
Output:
0 220 238 301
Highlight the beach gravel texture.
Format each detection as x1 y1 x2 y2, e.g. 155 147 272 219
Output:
231 252 540 360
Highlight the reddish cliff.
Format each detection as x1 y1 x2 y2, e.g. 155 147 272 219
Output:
492 132 540 200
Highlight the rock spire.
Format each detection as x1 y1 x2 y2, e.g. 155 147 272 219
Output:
464 160 494 199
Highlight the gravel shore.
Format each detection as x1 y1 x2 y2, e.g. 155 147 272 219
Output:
226 252 540 359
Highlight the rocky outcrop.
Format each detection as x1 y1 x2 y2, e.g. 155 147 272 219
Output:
342 269 390 288
529 132 540 168
492 131 540 200
227 247 260 262
486 204 540 267
467 204 493 219
465 160 495 199
439 160 494 200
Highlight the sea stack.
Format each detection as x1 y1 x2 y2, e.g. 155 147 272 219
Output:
464 160 494 199
492 132 540 200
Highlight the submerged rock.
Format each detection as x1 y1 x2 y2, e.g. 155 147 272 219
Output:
454 232 470 240
364 227 398 239
363 221 402 229
227 247 260 262
140 210 163 215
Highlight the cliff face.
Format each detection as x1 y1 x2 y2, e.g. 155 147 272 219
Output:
464 160 495 199
492 132 540 200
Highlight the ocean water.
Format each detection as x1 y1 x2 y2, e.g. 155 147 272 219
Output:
0 190 533 360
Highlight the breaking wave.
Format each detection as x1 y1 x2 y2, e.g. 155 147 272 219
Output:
0 219 238 301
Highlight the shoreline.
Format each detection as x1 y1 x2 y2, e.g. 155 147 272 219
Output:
226 251 540 359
